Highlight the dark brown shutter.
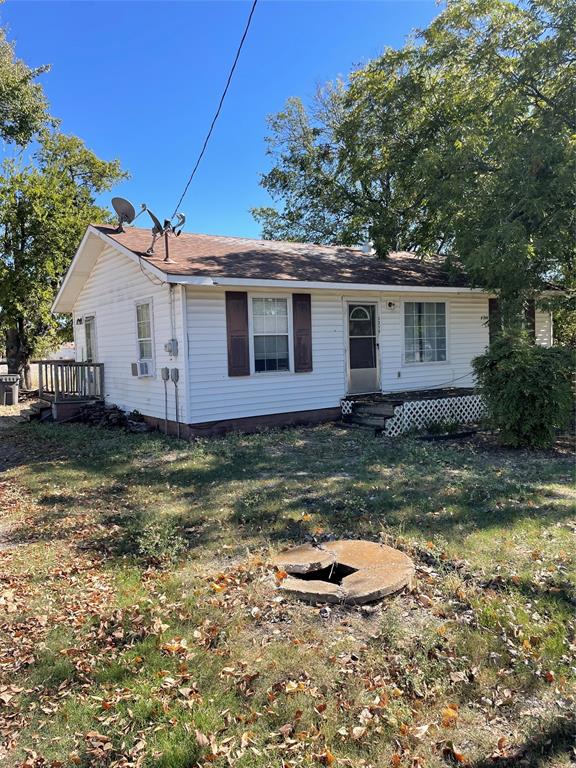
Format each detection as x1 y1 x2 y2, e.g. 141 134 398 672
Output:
225 292 250 376
524 300 536 339
292 293 312 372
488 298 501 346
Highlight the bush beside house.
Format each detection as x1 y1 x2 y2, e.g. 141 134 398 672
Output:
473 338 575 448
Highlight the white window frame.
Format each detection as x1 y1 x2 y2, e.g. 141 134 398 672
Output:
84 314 97 363
248 293 293 375
134 298 155 377
401 300 450 366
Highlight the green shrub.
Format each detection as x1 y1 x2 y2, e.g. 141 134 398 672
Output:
136 517 186 566
473 338 575 448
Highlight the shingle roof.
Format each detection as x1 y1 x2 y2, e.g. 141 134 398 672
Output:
95 225 469 288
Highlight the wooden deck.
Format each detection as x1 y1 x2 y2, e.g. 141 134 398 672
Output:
37 360 104 403
343 387 477 430
348 387 475 406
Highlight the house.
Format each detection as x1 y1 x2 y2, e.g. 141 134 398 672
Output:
49 224 553 435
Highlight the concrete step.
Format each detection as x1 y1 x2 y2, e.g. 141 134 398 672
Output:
18 399 52 422
31 399 51 411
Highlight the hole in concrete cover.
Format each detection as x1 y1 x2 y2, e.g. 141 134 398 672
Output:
274 540 415 605
293 563 358 585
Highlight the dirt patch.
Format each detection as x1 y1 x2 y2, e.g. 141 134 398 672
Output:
443 429 576 457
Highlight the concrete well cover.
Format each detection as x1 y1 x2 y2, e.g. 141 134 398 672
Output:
274 540 414 605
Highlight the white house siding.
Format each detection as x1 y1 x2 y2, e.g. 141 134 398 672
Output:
185 287 346 423
377 293 489 392
72 245 189 422
187 289 490 424
71 243 554 425
535 309 553 347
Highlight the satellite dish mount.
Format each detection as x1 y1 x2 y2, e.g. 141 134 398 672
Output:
110 196 185 263
142 207 186 263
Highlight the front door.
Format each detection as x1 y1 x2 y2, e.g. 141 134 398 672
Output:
347 303 379 394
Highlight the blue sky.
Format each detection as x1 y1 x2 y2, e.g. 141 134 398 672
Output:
2 1 438 238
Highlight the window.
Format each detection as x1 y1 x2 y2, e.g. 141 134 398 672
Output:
252 297 289 372
136 301 154 376
84 316 96 362
404 302 446 363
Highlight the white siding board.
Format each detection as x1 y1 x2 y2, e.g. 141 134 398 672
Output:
185 288 493 424
379 294 489 391
186 288 345 423
535 309 552 347
72 245 188 421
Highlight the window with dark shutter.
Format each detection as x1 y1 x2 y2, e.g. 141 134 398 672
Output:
292 293 312 372
225 292 250 376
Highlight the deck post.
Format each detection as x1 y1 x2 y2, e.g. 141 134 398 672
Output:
54 364 60 402
38 363 44 399
98 364 104 399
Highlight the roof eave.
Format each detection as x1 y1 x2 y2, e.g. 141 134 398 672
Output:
52 227 98 314
168 274 483 293
52 225 179 314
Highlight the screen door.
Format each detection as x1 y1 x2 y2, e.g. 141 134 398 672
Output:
347 303 379 394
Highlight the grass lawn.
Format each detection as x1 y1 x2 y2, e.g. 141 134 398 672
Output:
0 421 574 768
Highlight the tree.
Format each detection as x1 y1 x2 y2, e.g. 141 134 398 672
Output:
0 132 126 385
253 0 576 330
547 292 576 347
0 25 50 145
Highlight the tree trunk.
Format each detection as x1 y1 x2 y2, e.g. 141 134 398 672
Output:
5 323 31 389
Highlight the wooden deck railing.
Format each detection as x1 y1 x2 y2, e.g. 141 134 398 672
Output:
37 361 104 402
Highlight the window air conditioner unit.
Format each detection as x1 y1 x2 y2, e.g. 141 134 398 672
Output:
131 361 152 377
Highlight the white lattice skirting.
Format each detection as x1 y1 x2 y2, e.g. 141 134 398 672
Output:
341 399 354 416
384 395 486 437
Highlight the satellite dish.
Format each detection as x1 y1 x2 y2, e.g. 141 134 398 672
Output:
144 207 165 256
172 212 186 236
145 207 164 234
112 197 136 232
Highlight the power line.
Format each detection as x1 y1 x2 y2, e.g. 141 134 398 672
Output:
171 0 258 219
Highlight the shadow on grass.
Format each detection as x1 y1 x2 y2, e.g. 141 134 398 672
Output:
3 421 575 561
481 573 576 612
471 715 575 767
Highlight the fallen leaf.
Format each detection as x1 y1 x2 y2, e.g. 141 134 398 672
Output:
441 706 459 727
195 729 210 748
410 723 430 740
441 740 468 764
